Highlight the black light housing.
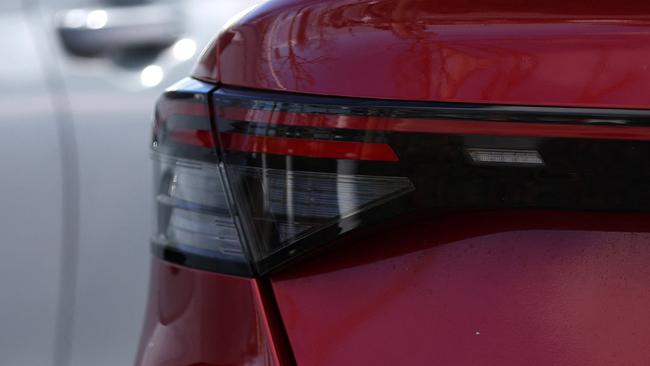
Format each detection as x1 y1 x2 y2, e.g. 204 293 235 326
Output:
152 78 650 276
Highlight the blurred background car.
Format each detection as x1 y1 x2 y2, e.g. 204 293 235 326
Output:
0 1 257 365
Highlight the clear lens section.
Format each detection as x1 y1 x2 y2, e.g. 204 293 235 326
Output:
467 148 544 166
153 154 246 263
225 166 414 261
152 80 415 275
165 163 228 212
167 209 241 255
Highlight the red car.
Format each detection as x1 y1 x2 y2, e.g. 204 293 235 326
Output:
137 1 650 365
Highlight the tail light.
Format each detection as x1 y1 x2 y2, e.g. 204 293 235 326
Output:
153 78 650 276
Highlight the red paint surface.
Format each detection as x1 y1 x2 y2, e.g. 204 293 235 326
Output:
195 0 650 109
136 259 289 366
220 106 650 141
272 210 650 365
155 100 211 145
221 132 399 161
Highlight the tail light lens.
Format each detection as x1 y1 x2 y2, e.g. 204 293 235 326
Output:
153 78 650 276
152 79 252 275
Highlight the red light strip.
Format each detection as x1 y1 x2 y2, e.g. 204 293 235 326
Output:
221 133 399 161
155 100 211 141
219 106 650 141
168 128 214 148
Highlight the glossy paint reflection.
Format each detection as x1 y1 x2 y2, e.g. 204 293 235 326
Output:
136 259 287 366
272 210 650 365
195 0 650 108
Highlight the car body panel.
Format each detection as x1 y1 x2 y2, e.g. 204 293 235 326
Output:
271 210 650 365
143 1 650 365
0 8 64 366
136 258 289 366
196 0 650 109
